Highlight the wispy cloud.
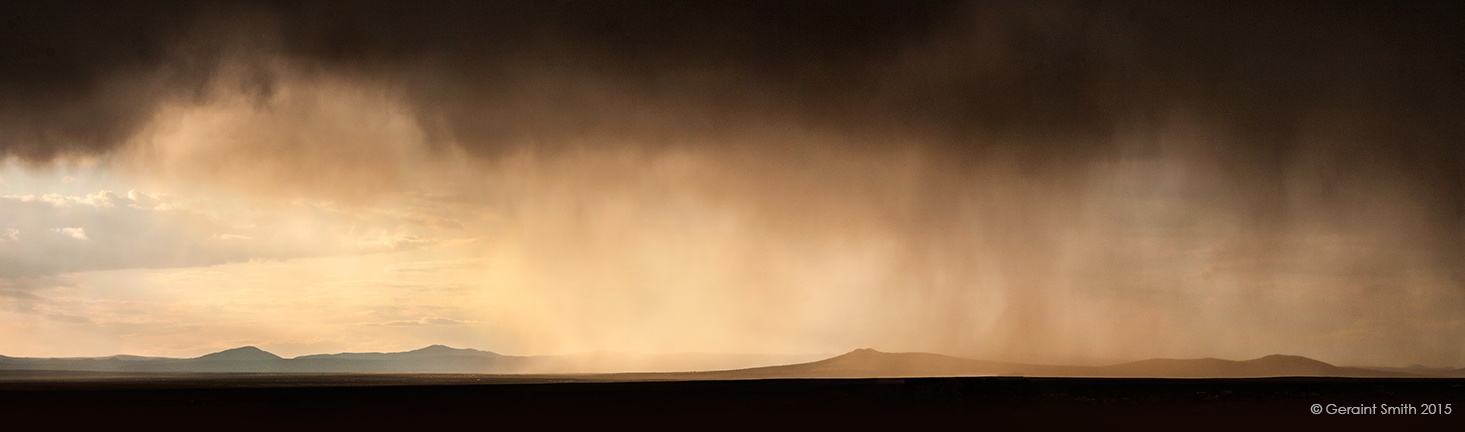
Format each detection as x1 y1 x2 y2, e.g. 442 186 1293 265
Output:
147 269 232 283
384 258 483 273
351 231 435 252
52 227 87 240
358 316 477 326
0 189 464 277
43 313 93 324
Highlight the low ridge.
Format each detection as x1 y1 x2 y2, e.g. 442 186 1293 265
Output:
0 347 1442 376
407 344 497 356
195 346 283 361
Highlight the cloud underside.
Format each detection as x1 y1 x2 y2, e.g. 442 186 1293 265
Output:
0 2 1458 253
0 3 1458 171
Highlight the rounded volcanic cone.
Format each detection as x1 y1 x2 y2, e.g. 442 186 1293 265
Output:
1242 355 1340 375
195 346 283 361
403 345 500 357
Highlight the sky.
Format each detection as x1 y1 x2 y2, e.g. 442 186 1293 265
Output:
0 1 1462 367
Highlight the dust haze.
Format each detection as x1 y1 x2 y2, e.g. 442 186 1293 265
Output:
1 1 1462 367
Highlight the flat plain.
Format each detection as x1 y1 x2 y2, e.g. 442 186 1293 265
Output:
2 373 1460 429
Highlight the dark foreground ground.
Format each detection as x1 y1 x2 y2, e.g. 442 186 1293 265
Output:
1 373 1459 429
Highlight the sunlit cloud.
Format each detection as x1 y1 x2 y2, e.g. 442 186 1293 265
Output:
147 270 232 284
362 317 478 327
52 227 88 240
351 231 435 252
384 259 483 273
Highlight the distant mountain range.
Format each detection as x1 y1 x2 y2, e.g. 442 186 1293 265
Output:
681 349 1457 379
2 346 1460 378
0 345 822 374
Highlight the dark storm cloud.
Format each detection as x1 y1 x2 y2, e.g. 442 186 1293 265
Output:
0 1 1458 148
0 1 1458 179
5 0 1462 285
3 0 1463 277
0 0 941 158
0 1 201 159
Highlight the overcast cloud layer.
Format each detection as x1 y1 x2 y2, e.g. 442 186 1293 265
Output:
0 1 1462 366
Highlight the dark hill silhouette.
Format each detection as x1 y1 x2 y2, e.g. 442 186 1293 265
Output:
169 346 289 372
1096 354 1345 377
408 344 497 356
707 348 1033 378
0 347 1443 377
288 345 517 373
195 346 283 361
295 344 501 361
682 349 1418 380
